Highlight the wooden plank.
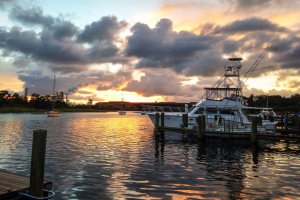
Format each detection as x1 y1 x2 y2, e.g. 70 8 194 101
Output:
0 169 52 200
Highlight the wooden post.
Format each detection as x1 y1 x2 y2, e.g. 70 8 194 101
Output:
197 116 203 139
160 112 165 128
30 130 47 197
285 112 288 130
154 113 160 134
160 112 165 140
296 113 300 131
182 114 188 128
201 115 206 132
251 117 258 144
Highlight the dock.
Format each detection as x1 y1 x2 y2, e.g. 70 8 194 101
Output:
159 126 300 141
0 169 52 200
0 129 53 199
154 113 300 142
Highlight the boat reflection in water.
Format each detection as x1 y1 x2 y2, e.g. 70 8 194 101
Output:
0 113 299 199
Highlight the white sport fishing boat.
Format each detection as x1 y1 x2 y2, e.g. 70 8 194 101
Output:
146 58 278 133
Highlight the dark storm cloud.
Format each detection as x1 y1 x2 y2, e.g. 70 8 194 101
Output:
0 6 128 73
126 18 218 74
126 17 300 79
214 17 284 34
78 16 127 43
275 43 300 68
10 6 54 27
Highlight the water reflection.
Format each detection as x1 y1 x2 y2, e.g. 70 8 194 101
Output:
0 113 299 199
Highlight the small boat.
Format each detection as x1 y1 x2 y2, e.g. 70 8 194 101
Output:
47 76 60 117
118 111 126 115
118 97 126 115
47 110 60 117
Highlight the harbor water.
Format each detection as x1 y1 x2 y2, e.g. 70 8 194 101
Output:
0 112 299 199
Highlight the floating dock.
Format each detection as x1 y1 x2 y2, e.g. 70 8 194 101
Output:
0 169 52 200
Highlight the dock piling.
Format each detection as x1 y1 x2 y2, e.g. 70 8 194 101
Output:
285 112 288 130
197 116 203 139
201 115 206 132
251 117 258 144
154 113 160 135
296 114 300 131
182 114 188 128
160 112 165 140
30 129 47 197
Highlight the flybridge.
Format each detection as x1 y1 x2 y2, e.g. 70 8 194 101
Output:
204 58 243 101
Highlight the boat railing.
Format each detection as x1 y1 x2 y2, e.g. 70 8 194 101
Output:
205 117 249 133
143 105 185 113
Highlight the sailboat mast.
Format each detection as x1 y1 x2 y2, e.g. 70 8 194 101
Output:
52 75 56 95
51 76 56 110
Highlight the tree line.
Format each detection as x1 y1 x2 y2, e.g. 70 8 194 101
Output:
0 90 300 112
247 94 300 113
0 90 67 109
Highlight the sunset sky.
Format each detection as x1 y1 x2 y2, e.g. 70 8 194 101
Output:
0 0 300 103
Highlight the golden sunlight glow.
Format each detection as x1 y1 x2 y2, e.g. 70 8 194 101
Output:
181 77 199 86
132 70 145 81
90 63 123 73
71 86 165 104
246 75 278 91
245 69 299 93
0 73 24 92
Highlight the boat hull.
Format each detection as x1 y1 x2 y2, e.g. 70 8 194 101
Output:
148 112 194 128
119 111 126 115
47 111 60 117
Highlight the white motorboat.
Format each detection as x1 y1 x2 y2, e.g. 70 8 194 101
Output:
47 110 61 117
146 58 278 133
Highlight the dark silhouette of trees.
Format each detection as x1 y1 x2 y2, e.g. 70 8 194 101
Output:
0 90 67 110
0 90 299 112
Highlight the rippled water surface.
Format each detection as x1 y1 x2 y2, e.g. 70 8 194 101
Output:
0 112 299 199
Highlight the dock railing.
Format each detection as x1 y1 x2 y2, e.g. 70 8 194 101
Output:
143 105 185 113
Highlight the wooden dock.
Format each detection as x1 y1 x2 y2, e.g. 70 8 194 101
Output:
158 126 300 142
0 169 52 200
153 113 300 142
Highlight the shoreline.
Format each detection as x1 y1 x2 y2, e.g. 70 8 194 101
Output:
0 107 112 113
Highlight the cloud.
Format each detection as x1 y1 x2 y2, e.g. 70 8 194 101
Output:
0 6 129 75
0 0 15 9
226 0 286 11
126 18 221 75
125 69 203 99
214 17 285 34
78 16 127 43
9 6 54 27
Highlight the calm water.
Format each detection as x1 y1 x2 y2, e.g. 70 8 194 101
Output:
0 112 299 200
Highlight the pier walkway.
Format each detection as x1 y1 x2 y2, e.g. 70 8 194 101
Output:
0 169 52 200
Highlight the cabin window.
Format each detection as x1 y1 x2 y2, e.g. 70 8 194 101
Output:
207 109 218 114
220 110 235 115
